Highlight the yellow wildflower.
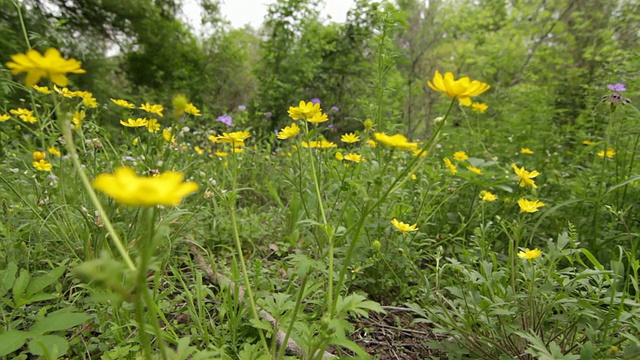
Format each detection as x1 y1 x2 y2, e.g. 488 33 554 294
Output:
132 137 139 145
172 94 189 116
341 132 360 143
5 48 85 87
301 139 337 149
140 103 164 117
194 146 204 154
48 147 61 157
467 165 482 175
367 139 377 148
517 198 545 213
72 110 85 130
428 70 490 106
215 150 228 157
93 167 199 207
21 114 38 123
413 149 427 158
32 85 51 94
512 164 540 189
443 158 457 174
344 153 363 163
520 148 534 155
53 85 76 98
111 98 136 109
453 151 468 161
598 148 615 158
288 100 321 120
583 140 593 146
471 102 488 112
120 118 148 128
517 248 542 261
335 152 344 160
184 103 201 116
307 112 329 124
33 151 46 161
391 218 418 234
214 131 251 147
277 123 300 140
146 118 161 133
373 132 418 151
0 114 10 122
32 159 52 171
479 190 497 201
162 128 175 143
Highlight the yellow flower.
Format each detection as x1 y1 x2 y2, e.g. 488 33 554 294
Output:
231 147 244 154
373 132 418 151
32 159 52 171
194 146 204 154
517 248 542 261
75 91 97 108
520 148 534 155
111 98 136 109
172 94 189 116
341 132 360 143
184 103 201 116
344 153 363 163
583 140 593 146
146 118 161 133
215 150 228 157
307 112 328 124
140 103 164 117
301 139 337 149
33 151 47 161
512 164 540 189
215 131 251 147
471 102 488 112
518 198 545 213
391 218 418 234
120 118 148 128
277 122 300 140
288 100 321 120
93 167 199 207
467 165 482 175
598 148 615 158
10 108 33 117
132 137 139 145
410 173 417 180
335 152 344 160
0 114 10 122
479 190 497 201
20 114 38 123
32 85 51 94
367 139 377 148
5 48 86 87
162 128 175 143
443 158 457 174
453 151 468 161
363 119 375 132
72 110 85 130
53 85 76 98
428 70 490 106
48 147 61 157
413 149 427 158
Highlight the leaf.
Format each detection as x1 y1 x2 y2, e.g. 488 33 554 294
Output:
26 265 66 297
27 335 69 357
328 337 370 358
0 262 18 298
12 269 30 303
0 330 28 356
29 312 92 335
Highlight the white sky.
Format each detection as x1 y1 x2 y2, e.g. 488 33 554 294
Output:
182 0 356 30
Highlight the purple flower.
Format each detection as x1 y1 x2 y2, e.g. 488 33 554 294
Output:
216 114 233 126
328 123 335 129
238 105 247 111
264 111 273 117
179 117 186 123
311 98 321 104
607 83 627 92
330 106 340 112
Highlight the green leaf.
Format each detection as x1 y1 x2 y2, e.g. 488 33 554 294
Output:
29 312 92 335
580 341 594 360
12 269 30 303
26 266 66 297
328 337 369 358
0 262 18 298
27 335 69 357
0 330 28 356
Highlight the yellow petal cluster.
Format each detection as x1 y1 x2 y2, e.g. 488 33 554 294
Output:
211 131 251 147
140 103 164 117
93 167 199 207
598 148 615 158
121 118 148 127
301 139 337 149
341 133 360 143
517 248 543 260
453 151 468 161
288 101 321 121
277 123 300 140
428 70 490 106
6 48 86 87
512 164 540 188
443 158 457 174
373 133 418 151
479 190 497 201
111 98 136 109
517 198 545 213
391 218 418 234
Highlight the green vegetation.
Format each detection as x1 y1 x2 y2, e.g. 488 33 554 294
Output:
1 0 640 359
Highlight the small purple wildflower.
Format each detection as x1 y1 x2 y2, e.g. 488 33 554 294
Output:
264 111 273 117
328 123 335 129
311 98 321 105
238 105 247 111
274 129 279 136
330 106 340 112
179 117 186 123
216 114 233 126
607 83 626 92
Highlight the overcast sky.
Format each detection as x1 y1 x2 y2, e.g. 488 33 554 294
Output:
182 0 356 29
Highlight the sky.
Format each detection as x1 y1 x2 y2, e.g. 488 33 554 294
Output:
182 0 356 30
